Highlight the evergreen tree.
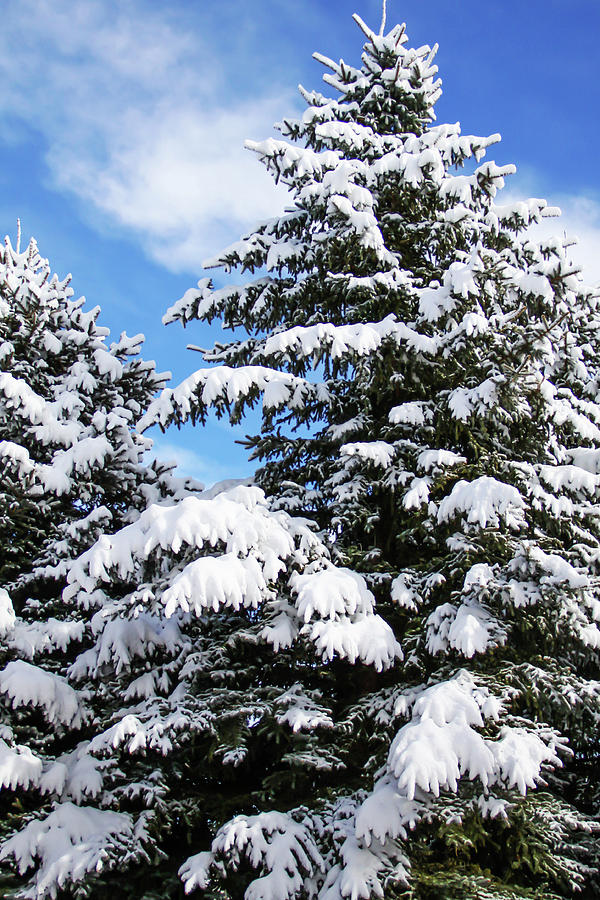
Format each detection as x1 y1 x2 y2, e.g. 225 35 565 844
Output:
2 13 600 900
148 13 600 898
0 234 199 893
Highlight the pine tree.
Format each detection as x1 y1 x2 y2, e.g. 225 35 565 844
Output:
0 234 197 894
147 12 600 898
3 12 600 900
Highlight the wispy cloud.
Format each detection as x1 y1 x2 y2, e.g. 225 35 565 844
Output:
536 194 600 287
2 0 599 290
0 0 295 272
504 183 600 286
149 436 249 487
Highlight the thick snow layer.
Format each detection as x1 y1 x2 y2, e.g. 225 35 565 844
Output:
181 811 324 900
140 365 329 430
63 485 399 670
162 553 271 617
9 618 86 659
417 449 466 472
261 604 299 652
0 739 42 790
65 486 296 596
341 441 395 468
291 567 374 622
426 602 502 658
0 588 15 637
390 574 420 610
388 401 429 426
40 744 104 803
437 476 526 530
265 318 391 360
402 476 431 510
0 661 85 727
527 546 589 589
0 440 34 477
0 803 133 900
306 612 401 671
538 463 600 496
376 673 561 823
492 726 562 795
263 315 437 362
354 776 421 845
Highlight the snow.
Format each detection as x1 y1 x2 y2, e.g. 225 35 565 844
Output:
265 319 388 361
291 567 374 622
162 553 269 617
538 464 600 496
0 588 15 637
417 449 466 472
0 803 133 900
262 315 436 366
527 546 589 589
3 11 599 898
182 812 325 900
388 402 428 426
306 612 401 671
379 673 562 813
437 476 526 529
79 610 182 677
40 744 104 803
447 603 497 657
0 440 34 477
179 851 213 893
492 727 562 795
341 441 395 468
390 574 419 610
140 366 328 430
402 476 431 510
0 738 42 790
354 776 421 845
65 487 295 595
261 606 299 652
275 684 334 732
93 347 123 381
0 660 85 727
9 617 85 658
447 378 502 422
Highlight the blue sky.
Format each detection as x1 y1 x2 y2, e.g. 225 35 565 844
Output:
1 0 599 485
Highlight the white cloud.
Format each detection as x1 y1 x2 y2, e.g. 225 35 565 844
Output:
0 0 294 272
501 186 600 287
2 0 599 289
536 195 600 287
149 437 248 487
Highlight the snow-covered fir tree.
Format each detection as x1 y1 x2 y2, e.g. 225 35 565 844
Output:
146 12 600 897
3 11 600 900
0 234 198 894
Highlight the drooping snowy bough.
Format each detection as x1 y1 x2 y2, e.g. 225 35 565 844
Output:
3 11 600 900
